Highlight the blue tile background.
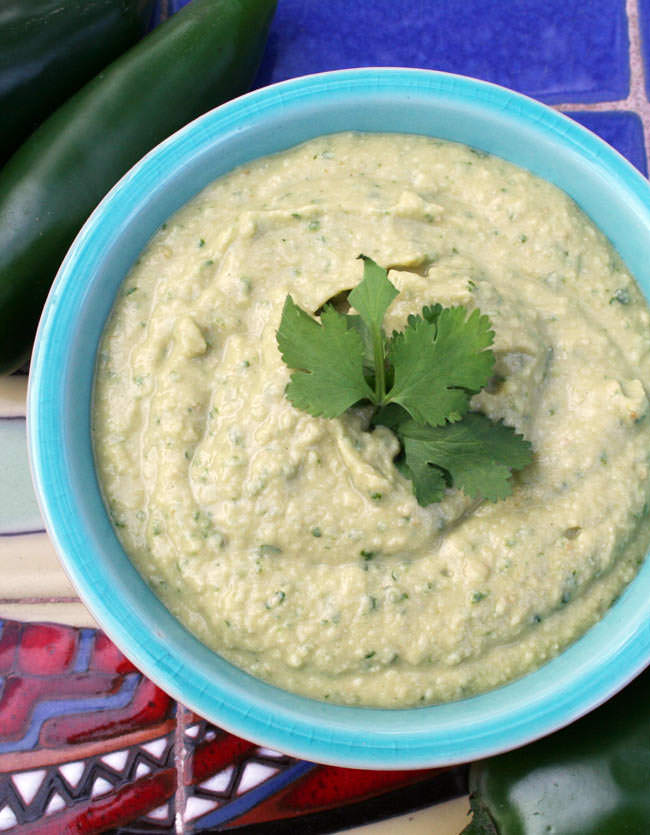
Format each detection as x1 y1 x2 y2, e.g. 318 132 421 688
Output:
165 0 646 175
167 0 630 104
251 0 630 104
567 111 647 174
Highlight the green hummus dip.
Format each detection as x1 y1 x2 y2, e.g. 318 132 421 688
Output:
93 132 650 707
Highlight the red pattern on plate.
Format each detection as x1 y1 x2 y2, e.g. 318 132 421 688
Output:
88 633 138 675
18 623 77 675
282 764 443 807
188 731 257 785
0 618 466 833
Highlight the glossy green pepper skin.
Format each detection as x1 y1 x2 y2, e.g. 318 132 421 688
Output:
463 667 650 834
0 0 276 373
0 0 154 167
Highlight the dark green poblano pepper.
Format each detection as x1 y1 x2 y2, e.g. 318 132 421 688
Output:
0 0 276 373
0 0 155 167
463 666 650 834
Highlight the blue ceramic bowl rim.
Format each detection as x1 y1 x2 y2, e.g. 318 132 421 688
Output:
28 67 650 769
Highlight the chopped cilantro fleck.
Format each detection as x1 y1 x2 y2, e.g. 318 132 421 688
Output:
259 544 282 556
610 287 631 305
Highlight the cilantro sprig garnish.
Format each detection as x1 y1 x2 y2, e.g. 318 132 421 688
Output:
276 256 532 505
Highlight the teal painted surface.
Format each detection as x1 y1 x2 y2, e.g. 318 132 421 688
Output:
0 418 42 535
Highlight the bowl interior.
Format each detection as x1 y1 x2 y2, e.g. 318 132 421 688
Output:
28 68 650 768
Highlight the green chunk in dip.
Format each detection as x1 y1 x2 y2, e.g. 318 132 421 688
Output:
93 133 650 707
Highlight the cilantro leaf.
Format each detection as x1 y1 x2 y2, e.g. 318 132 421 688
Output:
345 314 375 377
397 451 448 505
277 296 374 418
398 413 533 503
387 306 495 426
371 402 410 431
421 303 443 325
275 257 533 507
348 256 399 402
348 256 399 337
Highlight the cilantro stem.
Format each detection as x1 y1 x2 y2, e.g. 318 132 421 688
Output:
373 326 387 404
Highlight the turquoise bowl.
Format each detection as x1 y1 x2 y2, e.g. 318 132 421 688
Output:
28 68 650 768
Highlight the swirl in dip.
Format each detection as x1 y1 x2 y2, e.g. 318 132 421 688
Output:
93 133 650 707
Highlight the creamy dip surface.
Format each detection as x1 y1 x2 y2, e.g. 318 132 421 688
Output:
93 132 650 707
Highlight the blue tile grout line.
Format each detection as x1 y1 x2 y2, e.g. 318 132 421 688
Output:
175 703 190 834
554 0 650 168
